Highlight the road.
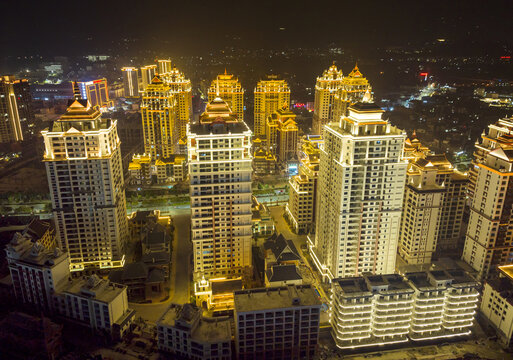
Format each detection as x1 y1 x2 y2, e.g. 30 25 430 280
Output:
129 208 192 323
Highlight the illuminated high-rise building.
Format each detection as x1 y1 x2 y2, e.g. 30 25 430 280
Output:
286 135 322 234
265 106 298 165
398 135 467 265
462 117 513 280
41 99 128 272
208 70 244 120
121 67 139 97
157 59 172 75
313 63 344 134
253 75 290 137
160 67 192 153
310 102 407 280
0 76 23 143
188 97 252 284
141 75 178 158
332 64 372 122
140 65 157 91
77 78 113 108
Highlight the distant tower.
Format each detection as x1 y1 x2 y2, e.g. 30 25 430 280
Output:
312 63 344 134
140 65 157 91
77 78 112 108
331 64 372 122
208 70 245 120
141 75 178 158
160 67 192 153
157 59 172 75
253 75 290 137
310 102 407 280
121 67 139 97
462 117 513 279
188 97 253 282
0 76 23 143
41 99 128 272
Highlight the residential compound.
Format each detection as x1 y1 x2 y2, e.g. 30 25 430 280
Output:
398 135 468 265
312 63 344 134
208 71 245 120
41 99 128 272
5 234 134 338
253 75 290 137
0 75 23 143
188 97 253 306
330 270 479 349
463 116 513 279
157 303 232 360
234 285 321 360
286 135 322 234
310 102 407 280
481 264 513 347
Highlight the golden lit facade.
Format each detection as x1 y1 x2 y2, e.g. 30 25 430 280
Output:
121 67 139 98
141 75 178 158
265 106 298 165
313 64 344 134
41 99 128 272
398 136 468 265
286 135 322 234
77 78 113 108
188 98 253 283
0 76 23 143
160 68 192 153
157 59 172 75
140 65 157 91
208 71 244 120
463 117 513 280
332 64 372 122
253 75 290 137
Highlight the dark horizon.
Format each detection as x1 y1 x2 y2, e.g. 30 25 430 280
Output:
2 0 512 57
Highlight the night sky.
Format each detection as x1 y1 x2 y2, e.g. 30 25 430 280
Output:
2 0 512 56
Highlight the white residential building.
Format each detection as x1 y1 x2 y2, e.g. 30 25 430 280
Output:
330 270 479 349
41 99 128 272
463 117 513 280
310 102 407 280
188 97 253 284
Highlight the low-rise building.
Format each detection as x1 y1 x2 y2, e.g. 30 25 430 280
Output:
157 303 232 360
265 264 302 287
55 275 135 339
263 233 301 269
109 261 166 301
330 270 479 349
481 264 513 348
143 223 171 254
251 197 275 237
128 153 187 185
234 284 321 360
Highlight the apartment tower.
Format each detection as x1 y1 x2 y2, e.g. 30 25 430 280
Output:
310 102 407 280
312 63 344 134
253 75 290 138
41 98 128 271
188 97 253 283
121 67 139 98
0 76 23 143
208 71 245 121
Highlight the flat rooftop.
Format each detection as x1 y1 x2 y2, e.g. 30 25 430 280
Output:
234 284 321 312
63 275 125 304
333 277 372 296
192 317 231 343
366 274 414 292
405 272 438 290
189 121 249 136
